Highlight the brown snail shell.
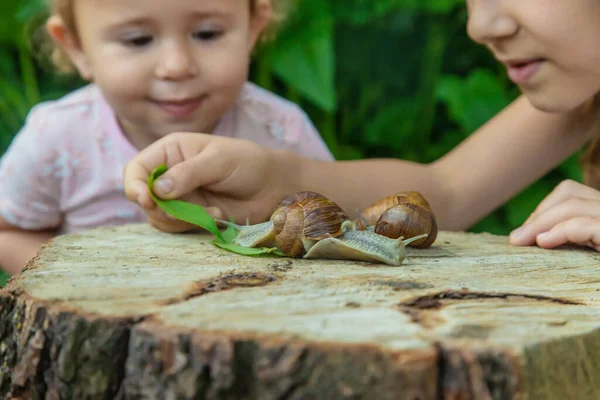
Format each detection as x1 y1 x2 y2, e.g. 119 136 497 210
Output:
354 191 438 248
374 203 437 248
275 190 326 209
229 191 349 257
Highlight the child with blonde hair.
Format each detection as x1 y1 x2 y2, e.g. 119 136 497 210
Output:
0 0 334 275
124 0 600 252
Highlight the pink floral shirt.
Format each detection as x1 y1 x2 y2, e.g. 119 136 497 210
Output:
0 83 333 234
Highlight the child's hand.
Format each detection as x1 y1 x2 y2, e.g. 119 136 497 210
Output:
123 132 293 233
509 180 600 251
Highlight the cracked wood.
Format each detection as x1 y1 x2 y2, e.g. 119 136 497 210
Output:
1 223 599 399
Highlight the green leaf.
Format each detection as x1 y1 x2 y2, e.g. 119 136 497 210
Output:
148 165 225 243
364 98 420 149
557 152 584 182
402 0 463 14
16 0 46 23
505 181 554 228
147 165 285 257
269 1 337 112
469 211 511 236
0 0 22 44
0 270 8 288
437 69 514 134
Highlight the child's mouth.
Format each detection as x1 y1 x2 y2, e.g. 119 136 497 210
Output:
153 96 205 117
505 59 544 84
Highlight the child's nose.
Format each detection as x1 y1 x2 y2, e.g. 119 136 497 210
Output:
155 41 198 80
466 0 518 45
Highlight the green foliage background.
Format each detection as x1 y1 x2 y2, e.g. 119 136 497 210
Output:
0 0 584 283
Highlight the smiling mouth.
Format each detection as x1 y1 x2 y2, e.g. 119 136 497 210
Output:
503 59 545 84
152 96 206 117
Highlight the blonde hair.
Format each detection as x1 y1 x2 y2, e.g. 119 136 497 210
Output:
41 0 290 74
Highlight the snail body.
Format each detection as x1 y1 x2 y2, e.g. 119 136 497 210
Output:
224 191 349 257
304 221 427 266
354 191 438 248
222 190 433 266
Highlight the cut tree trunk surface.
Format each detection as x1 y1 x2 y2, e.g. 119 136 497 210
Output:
1 223 599 400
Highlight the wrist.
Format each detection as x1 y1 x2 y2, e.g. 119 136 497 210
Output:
271 149 310 196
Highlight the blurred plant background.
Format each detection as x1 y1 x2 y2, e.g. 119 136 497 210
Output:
0 0 584 283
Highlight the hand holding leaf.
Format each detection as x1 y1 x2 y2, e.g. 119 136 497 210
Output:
148 165 283 256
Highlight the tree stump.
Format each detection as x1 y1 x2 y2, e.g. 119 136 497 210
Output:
1 223 599 400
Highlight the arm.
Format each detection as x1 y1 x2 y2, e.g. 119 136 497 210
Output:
0 216 56 275
290 95 592 230
0 104 62 273
124 95 593 232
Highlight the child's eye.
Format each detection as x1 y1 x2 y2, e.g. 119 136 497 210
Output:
123 35 153 47
193 29 222 41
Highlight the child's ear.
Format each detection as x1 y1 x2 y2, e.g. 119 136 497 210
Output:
248 0 272 49
46 15 93 80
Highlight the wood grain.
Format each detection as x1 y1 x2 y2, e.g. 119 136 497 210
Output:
1 223 599 399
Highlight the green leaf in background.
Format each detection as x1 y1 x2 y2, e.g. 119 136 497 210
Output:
364 98 421 150
401 0 463 14
437 69 514 134
147 165 284 257
558 152 584 182
269 0 337 112
505 180 554 228
0 0 22 44
332 0 462 23
15 0 46 23
0 270 8 287
469 211 510 236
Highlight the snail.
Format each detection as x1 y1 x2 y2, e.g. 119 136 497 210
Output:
219 191 427 266
353 191 438 248
219 191 349 257
304 220 427 266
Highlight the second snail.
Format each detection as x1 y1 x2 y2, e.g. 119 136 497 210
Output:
218 190 438 266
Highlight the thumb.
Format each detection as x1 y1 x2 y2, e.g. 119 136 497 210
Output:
152 175 176 198
151 147 238 200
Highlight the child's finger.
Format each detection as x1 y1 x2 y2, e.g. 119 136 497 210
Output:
535 216 600 251
123 133 213 202
510 197 600 245
523 180 600 225
123 164 153 206
151 140 253 199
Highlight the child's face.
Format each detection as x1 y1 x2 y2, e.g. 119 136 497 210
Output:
55 0 268 148
466 0 600 112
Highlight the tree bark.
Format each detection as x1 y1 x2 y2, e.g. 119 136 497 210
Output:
1 223 599 399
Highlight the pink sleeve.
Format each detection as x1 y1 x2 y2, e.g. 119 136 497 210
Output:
287 107 335 162
0 106 62 230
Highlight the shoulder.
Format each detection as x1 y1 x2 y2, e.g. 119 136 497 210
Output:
225 82 333 160
26 84 102 123
11 84 107 150
237 81 313 123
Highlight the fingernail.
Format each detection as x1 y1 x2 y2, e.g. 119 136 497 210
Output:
537 232 550 241
155 178 173 195
206 206 223 220
510 227 524 239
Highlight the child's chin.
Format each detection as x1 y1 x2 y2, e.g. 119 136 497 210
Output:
523 91 586 114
